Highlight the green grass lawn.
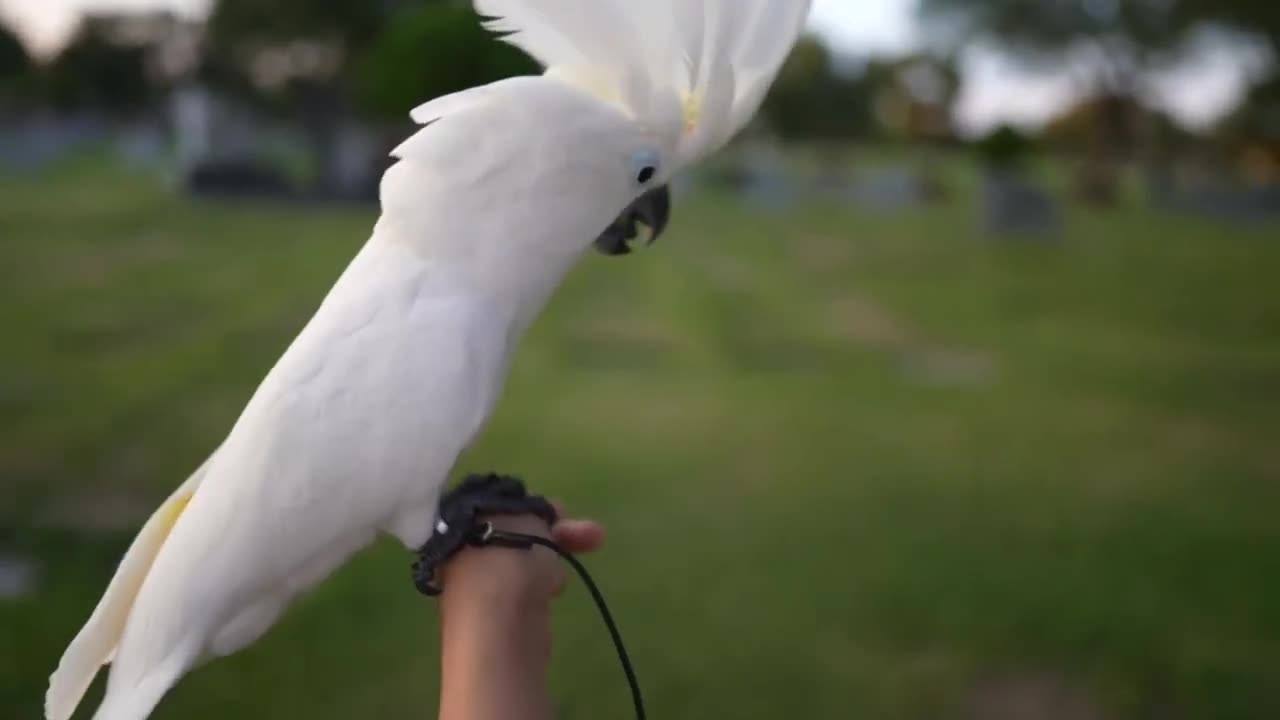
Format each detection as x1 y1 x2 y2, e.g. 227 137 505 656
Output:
3 157 1279 719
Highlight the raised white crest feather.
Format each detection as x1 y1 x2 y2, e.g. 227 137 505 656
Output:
472 0 813 166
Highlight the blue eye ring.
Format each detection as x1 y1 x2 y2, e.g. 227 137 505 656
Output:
632 149 660 185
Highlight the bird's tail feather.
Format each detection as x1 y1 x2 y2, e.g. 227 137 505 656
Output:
45 455 214 720
89 660 186 720
86 661 183 717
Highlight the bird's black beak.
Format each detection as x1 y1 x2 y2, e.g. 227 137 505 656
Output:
593 185 671 257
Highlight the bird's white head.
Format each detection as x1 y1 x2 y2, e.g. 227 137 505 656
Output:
381 0 811 283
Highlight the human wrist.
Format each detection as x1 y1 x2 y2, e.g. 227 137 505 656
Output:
440 543 559 608
437 551 555 720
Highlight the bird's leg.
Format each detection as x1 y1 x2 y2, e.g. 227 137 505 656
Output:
411 473 558 596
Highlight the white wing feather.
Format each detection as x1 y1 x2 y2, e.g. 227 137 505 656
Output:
726 1 815 131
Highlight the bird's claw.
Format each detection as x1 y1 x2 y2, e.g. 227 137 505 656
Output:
411 473 558 596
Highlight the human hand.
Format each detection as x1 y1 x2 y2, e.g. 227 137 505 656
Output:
436 502 607 720
437 501 607 613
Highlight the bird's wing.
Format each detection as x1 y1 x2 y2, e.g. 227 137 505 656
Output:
163 241 511 590
73 239 512 708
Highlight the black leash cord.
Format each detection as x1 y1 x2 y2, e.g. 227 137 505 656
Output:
475 523 647 720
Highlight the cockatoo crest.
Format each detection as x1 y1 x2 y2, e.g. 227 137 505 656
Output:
473 0 813 172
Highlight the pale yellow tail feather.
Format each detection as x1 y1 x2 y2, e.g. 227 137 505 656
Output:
45 454 214 720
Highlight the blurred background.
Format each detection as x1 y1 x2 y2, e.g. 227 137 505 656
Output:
2 0 1278 718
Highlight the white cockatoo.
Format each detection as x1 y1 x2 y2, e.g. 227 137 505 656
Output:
47 2 811 718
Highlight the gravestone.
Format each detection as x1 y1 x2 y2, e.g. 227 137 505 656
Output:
114 121 168 170
850 166 934 211
736 142 797 212
0 553 38 600
0 114 107 173
1169 185 1280 223
170 83 213 174
981 169 1063 239
1150 161 1280 223
184 157 295 200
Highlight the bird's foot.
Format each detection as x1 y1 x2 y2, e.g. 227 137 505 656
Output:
411 473 558 596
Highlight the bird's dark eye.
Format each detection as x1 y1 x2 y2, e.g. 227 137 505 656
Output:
631 148 661 184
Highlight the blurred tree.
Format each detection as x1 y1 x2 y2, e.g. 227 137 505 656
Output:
354 3 538 120
918 0 1210 90
1044 93 1197 156
919 0 1196 206
1174 1 1280 55
204 0 538 195
1215 73 1280 186
918 0 1206 140
931 1 1280 204
204 0 439 193
206 0 413 78
0 20 31 102
1220 73 1280 140
761 35 872 141
42 18 154 116
869 53 961 143
1044 93 1199 202
975 124 1036 170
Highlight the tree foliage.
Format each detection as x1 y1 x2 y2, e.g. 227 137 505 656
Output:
207 0 406 64
761 38 963 143
0 20 30 86
200 0 538 193
1218 73 1280 143
0 19 37 107
921 0 1197 51
975 123 1036 169
868 53 961 142
919 0 1277 88
918 0 1216 94
1174 1 1280 53
354 4 539 119
761 36 873 140
42 21 153 114
201 0 392 114
203 0 539 117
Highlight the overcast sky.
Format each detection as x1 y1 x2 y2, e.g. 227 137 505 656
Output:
0 0 1265 134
